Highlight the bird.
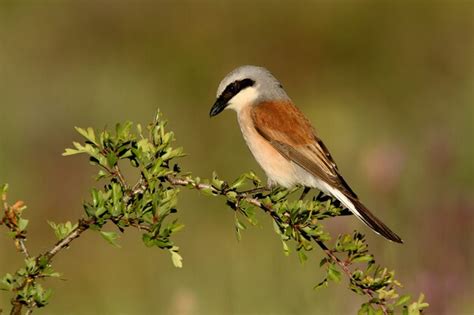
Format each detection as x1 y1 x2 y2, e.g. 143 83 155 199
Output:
209 65 403 243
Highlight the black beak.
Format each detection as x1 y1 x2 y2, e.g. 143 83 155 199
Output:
209 97 228 117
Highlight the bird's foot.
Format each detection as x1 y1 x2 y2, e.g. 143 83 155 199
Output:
240 187 268 196
299 187 311 200
313 191 352 216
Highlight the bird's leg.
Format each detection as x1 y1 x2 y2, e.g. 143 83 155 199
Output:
299 187 311 200
339 208 353 216
314 191 330 202
314 191 353 216
237 179 273 195
240 187 267 195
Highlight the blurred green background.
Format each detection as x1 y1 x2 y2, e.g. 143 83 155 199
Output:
1 1 473 314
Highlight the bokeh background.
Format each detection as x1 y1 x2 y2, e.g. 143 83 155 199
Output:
1 1 473 314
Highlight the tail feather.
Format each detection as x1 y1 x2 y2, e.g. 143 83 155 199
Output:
348 196 403 243
327 186 403 244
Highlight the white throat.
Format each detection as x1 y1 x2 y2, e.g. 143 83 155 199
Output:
226 87 259 113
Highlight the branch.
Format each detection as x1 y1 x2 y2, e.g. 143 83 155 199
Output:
165 175 409 315
2 171 161 314
1 115 188 314
42 219 93 261
6 218 93 315
1 112 427 315
312 237 387 314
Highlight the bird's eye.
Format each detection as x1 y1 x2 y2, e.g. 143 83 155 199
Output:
229 83 237 93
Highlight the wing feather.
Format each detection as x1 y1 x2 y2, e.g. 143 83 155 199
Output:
251 101 403 243
252 101 357 198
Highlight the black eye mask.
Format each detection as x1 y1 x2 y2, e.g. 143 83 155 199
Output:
210 78 255 117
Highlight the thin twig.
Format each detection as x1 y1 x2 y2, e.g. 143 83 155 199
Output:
17 239 30 259
113 165 128 189
43 219 93 260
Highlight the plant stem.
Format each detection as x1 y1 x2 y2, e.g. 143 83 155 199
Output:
42 219 93 261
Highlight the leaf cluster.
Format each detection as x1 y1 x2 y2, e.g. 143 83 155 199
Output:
63 111 184 261
1 111 185 314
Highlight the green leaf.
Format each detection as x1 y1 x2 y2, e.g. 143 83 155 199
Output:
358 303 369 315
106 152 118 168
230 173 249 189
235 218 246 231
406 293 429 314
327 263 341 282
62 148 81 156
32 284 52 307
137 138 154 154
374 309 383 315
75 126 98 145
162 147 184 161
17 218 29 231
0 273 14 291
395 294 411 307
313 278 328 290
170 247 183 268
352 255 374 263
297 249 308 263
367 304 376 315
1 183 9 194
48 221 78 240
171 222 185 233
211 172 225 190
25 257 36 268
282 241 290 256
142 233 156 247
235 217 246 241
272 220 282 235
200 187 216 197
110 183 123 216
115 121 133 139
96 170 108 180
319 257 328 267
41 268 61 278
100 231 120 247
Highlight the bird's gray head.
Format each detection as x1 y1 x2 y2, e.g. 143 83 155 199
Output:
209 65 289 117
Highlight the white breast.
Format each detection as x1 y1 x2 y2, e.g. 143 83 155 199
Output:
236 106 316 188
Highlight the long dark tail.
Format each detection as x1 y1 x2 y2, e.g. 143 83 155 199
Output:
348 195 403 243
328 186 403 243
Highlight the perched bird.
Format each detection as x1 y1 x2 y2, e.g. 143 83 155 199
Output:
209 65 403 243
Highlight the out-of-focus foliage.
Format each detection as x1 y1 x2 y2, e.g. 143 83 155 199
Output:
0 1 473 314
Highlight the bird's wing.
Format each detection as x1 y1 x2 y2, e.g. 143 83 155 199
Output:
251 100 357 199
251 100 403 243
